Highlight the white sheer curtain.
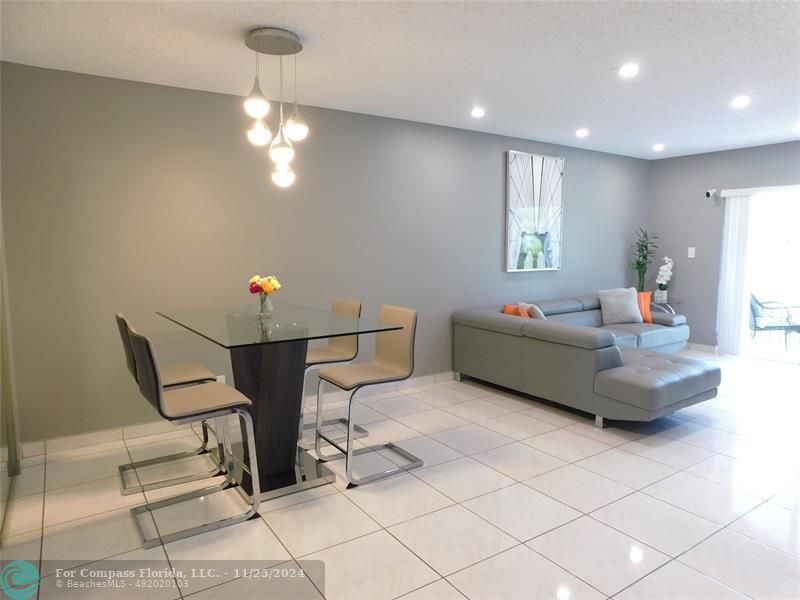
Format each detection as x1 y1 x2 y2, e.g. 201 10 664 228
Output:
717 195 752 355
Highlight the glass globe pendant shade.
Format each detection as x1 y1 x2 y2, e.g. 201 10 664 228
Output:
269 124 295 164
243 77 270 119
271 163 296 188
247 119 272 146
285 107 309 141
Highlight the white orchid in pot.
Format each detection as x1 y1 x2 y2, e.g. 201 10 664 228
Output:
654 257 674 303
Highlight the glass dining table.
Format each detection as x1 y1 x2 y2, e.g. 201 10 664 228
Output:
157 302 402 500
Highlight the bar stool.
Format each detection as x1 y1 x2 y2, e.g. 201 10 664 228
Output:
127 329 260 547
314 304 423 487
298 299 368 449
115 314 223 495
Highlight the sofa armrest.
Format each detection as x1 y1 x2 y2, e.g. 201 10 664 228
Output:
452 309 525 336
521 320 616 350
652 312 687 327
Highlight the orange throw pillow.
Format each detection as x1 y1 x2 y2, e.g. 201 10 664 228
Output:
502 304 523 316
637 291 653 323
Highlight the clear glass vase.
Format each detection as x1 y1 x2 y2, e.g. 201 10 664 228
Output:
258 292 274 319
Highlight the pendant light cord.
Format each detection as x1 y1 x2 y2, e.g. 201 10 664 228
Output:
279 55 284 122
293 54 298 106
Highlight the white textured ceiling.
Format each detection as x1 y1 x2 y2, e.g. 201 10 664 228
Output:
2 1 799 159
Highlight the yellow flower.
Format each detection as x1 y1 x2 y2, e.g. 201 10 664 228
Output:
250 273 281 294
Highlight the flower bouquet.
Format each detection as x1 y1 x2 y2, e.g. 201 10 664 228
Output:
248 274 281 318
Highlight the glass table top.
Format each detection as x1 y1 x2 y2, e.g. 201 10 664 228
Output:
158 302 402 348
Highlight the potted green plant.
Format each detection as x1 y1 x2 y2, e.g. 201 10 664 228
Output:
631 228 659 292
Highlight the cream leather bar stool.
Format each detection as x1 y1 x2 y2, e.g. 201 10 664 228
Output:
314 305 423 487
127 329 260 547
116 314 223 495
298 299 368 449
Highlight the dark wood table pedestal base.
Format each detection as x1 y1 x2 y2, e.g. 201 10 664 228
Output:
229 339 334 497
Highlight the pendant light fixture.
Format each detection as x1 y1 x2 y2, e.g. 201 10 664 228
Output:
243 54 270 119
285 55 309 142
268 57 295 166
271 163 296 188
243 27 306 188
247 119 272 146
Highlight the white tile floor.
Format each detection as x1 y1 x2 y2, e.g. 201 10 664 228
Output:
3 351 799 599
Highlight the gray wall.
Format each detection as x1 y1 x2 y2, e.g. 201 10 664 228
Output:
1 63 650 441
647 142 800 346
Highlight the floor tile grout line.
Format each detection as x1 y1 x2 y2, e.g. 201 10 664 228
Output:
337 489 468 585
607 490 782 599
583 408 795 599
513 542 611 598
723 510 800 559
524 435 781 598
277 458 525 593
255 509 329 599
118 440 178 596
338 445 612 597
388 577 454 600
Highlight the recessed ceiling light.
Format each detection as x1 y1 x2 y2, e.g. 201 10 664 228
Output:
652 143 665 152
575 128 589 138
471 106 485 118
730 95 751 109
618 63 640 79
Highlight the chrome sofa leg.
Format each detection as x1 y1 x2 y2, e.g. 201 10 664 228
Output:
595 415 605 428
455 372 463 382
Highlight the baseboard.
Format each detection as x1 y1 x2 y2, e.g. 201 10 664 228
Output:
23 370 457 459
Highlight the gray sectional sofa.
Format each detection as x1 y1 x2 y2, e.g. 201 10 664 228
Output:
452 295 720 425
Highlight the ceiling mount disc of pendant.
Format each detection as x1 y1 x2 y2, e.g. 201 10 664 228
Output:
245 27 303 56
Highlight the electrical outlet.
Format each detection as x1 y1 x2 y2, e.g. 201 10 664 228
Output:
688 247 696 258
216 375 226 384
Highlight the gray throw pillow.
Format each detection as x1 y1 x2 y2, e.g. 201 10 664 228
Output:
598 287 643 325
519 302 547 320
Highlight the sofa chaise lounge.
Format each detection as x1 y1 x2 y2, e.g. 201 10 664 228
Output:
452 295 720 426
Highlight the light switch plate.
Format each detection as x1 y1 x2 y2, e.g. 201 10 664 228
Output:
688 247 696 258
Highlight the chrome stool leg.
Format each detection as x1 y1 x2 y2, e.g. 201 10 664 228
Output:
298 364 367 450
118 419 226 496
131 408 261 548
314 381 423 487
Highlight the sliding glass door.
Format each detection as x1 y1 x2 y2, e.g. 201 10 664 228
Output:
718 186 800 362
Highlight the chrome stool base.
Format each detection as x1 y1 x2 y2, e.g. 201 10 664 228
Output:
118 420 225 496
132 481 257 548
315 382 424 488
262 449 336 501
131 408 260 548
298 418 368 450
317 438 423 488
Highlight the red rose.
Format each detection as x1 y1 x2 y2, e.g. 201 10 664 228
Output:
249 282 261 294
